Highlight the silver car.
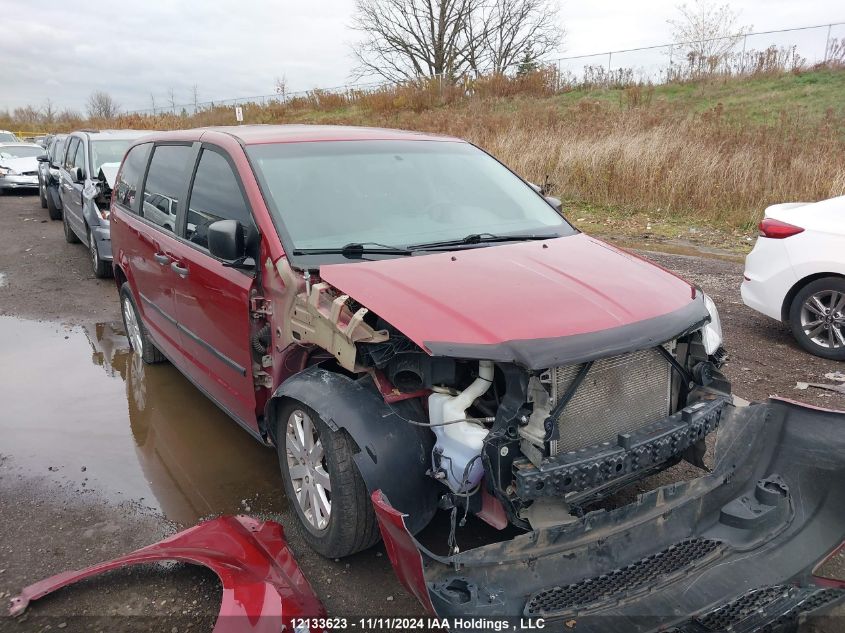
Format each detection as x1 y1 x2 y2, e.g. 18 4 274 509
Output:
59 129 151 277
0 142 43 193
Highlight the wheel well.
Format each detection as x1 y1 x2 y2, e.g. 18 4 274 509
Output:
782 273 845 322
113 264 128 291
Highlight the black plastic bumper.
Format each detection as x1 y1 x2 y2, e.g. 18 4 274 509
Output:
373 399 845 631
514 397 726 499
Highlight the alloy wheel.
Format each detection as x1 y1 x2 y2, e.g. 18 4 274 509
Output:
123 296 144 354
801 290 845 349
285 409 332 530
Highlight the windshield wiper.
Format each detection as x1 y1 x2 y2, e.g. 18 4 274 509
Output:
293 242 413 258
410 232 559 250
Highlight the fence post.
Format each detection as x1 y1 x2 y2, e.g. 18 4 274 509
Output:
824 23 832 62
608 51 612 74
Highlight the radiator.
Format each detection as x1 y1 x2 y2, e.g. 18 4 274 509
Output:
549 347 673 455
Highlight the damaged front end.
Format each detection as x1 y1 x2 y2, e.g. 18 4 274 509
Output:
373 398 845 629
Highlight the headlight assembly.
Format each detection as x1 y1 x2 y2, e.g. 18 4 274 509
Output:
701 293 723 355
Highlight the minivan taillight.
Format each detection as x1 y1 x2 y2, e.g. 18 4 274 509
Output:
758 218 804 239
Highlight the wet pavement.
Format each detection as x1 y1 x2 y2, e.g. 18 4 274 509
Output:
0 317 284 525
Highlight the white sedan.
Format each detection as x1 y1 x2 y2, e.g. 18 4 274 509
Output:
0 142 43 193
741 196 845 360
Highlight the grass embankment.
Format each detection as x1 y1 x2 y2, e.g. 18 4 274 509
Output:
23 69 845 250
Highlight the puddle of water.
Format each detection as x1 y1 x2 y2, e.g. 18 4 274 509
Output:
612 238 746 263
0 316 284 525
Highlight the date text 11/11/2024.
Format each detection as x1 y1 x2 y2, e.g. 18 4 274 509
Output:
290 617 548 631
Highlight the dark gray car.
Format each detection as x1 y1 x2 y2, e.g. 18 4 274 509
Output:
37 134 66 219
60 130 150 277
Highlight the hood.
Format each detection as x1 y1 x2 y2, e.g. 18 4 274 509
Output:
320 234 707 368
0 156 38 173
98 162 120 188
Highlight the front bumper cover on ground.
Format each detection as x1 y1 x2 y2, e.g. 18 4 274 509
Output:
373 399 845 631
9 515 325 632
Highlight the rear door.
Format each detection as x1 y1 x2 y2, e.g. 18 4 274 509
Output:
60 137 83 233
120 143 195 360
168 145 258 430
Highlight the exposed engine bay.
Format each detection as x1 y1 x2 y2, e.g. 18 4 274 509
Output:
260 258 731 538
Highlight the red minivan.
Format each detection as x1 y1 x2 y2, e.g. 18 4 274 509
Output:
111 124 734 608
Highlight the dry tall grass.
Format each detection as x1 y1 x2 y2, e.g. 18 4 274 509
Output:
6 52 845 229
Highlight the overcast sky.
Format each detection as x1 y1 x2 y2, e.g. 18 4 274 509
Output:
1 0 842 114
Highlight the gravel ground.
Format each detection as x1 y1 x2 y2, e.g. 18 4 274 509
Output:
0 191 842 631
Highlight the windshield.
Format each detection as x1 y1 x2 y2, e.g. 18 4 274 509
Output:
247 140 573 251
90 139 133 175
0 145 42 159
0 133 17 142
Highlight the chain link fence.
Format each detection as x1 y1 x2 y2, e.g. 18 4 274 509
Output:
125 21 845 116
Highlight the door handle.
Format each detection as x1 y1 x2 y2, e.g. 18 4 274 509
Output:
153 252 170 265
171 261 189 277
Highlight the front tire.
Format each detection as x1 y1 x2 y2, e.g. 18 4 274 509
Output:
46 187 61 220
276 401 380 558
39 181 47 208
120 283 166 364
789 277 845 360
88 228 111 278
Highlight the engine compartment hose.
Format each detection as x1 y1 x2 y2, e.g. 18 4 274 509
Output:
251 324 271 354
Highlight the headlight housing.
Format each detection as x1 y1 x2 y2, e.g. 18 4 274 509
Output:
701 293 723 355
0 166 17 176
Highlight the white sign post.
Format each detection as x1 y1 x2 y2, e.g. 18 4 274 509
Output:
235 106 244 123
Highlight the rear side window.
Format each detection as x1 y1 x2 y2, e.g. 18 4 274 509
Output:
49 139 65 163
185 149 251 249
72 141 86 173
64 138 79 169
141 145 193 234
114 143 151 213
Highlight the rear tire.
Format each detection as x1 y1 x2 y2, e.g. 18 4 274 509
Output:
276 401 380 558
120 283 166 364
63 210 79 243
46 187 61 220
88 228 111 278
789 277 845 361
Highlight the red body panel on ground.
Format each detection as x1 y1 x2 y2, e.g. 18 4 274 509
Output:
8 516 325 632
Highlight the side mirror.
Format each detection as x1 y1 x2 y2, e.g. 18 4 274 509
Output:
74 167 84 183
544 196 563 212
207 219 245 261
37 154 49 163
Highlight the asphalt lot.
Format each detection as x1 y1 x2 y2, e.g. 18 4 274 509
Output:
1 190 843 631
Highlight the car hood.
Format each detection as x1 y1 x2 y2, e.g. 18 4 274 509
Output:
0 156 37 173
98 162 121 188
319 234 708 368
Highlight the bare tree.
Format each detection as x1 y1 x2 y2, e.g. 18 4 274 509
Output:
86 91 120 119
351 0 562 81
42 98 57 125
13 106 40 127
351 0 479 81
167 87 176 113
482 0 563 74
150 93 157 114
274 75 288 101
668 0 751 62
191 84 200 112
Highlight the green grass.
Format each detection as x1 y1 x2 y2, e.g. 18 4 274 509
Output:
555 69 845 126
